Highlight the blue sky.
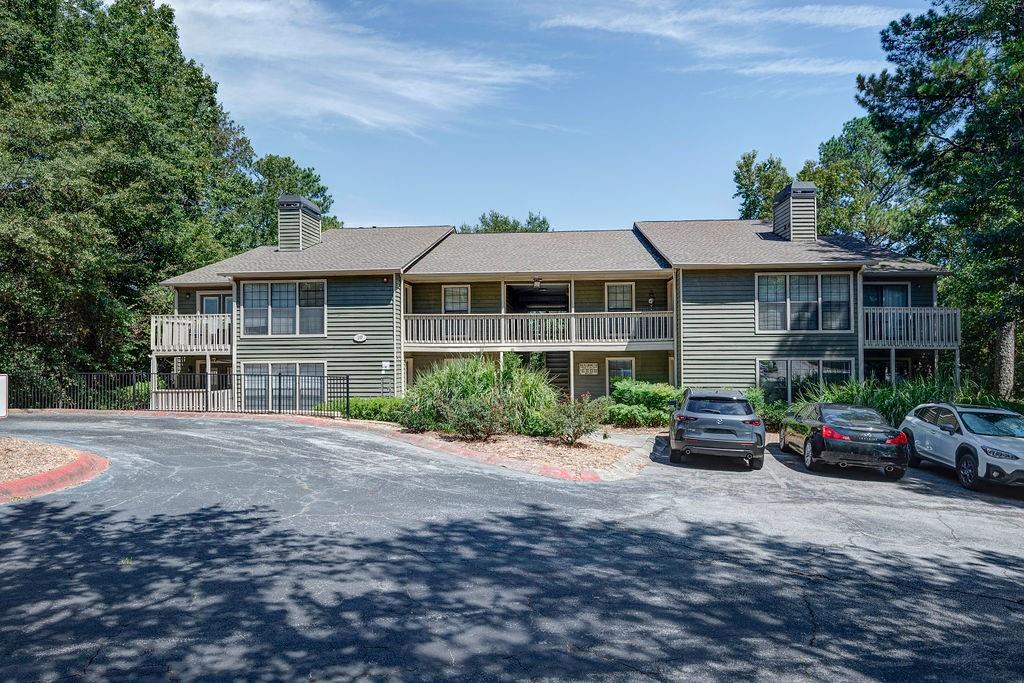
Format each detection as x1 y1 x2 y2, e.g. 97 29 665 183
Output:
165 0 928 229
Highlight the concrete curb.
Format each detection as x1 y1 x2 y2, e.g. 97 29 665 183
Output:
0 451 109 504
9 409 654 483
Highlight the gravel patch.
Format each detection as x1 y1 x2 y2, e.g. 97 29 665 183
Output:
0 437 80 483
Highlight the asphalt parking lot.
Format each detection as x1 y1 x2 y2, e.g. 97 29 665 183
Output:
1 413 1023 681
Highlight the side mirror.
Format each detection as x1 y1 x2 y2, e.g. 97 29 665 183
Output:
941 424 957 435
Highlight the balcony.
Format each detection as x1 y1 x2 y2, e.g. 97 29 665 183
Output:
403 312 675 349
151 314 232 354
863 307 960 349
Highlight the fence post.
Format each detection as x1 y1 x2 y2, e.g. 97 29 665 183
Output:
345 376 350 419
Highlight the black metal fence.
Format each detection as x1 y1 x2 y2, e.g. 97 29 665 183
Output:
8 372 351 418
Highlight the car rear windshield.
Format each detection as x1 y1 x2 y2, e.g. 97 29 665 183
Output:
822 407 888 427
959 411 1024 437
686 397 753 416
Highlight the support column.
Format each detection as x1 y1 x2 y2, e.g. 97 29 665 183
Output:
149 354 157 410
205 352 212 412
954 348 961 387
569 349 575 399
889 347 897 385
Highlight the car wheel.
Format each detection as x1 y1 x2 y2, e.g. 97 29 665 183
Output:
905 430 921 467
884 467 906 481
670 448 684 464
956 452 984 491
778 430 788 453
749 457 764 471
803 439 820 472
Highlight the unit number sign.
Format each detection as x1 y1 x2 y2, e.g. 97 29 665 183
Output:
578 363 599 376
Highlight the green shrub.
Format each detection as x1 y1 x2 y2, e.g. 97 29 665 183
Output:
745 387 788 431
607 402 669 428
610 379 682 411
399 354 558 438
796 376 1017 428
545 395 611 445
348 396 406 422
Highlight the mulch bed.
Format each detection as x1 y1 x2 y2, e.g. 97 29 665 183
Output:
430 432 632 470
0 437 80 484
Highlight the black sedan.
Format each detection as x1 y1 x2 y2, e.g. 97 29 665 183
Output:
779 403 910 479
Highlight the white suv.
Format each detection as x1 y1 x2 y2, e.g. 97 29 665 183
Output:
899 403 1024 490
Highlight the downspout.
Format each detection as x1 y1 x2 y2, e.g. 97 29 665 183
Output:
856 267 865 382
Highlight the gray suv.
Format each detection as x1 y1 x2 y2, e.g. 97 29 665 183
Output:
670 389 766 470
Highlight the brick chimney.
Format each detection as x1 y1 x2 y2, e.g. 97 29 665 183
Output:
772 181 817 241
277 195 322 251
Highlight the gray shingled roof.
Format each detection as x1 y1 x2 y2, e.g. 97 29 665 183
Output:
634 219 944 273
161 225 454 286
404 229 670 276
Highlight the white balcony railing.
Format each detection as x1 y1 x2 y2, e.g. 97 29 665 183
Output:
404 311 674 346
863 307 960 349
151 314 232 354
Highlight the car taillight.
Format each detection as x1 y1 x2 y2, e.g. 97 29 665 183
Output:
821 425 851 441
885 432 909 445
743 419 762 427
676 415 697 422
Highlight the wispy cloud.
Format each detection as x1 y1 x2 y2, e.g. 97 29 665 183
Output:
164 0 556 131
536 1 906 62
737 57 889 76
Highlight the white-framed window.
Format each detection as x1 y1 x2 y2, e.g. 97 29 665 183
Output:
755 272 853 333
605 282 635 312
756 358 854 402
606 357 635 395
863 282 911 308
199 292 233 315
241 280 326 337
442 285 471 314
241 362 326 411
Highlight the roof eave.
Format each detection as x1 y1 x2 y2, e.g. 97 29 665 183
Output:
670 260 878 270
218 268 399 279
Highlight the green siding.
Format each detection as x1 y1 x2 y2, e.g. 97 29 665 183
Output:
174 287 231 315
234 275 399 397
409 282 501 314
863 274 937 307
573 279 669 312
679 269 860 389
790 193 817 241
277 207 302 251
572 350 671 398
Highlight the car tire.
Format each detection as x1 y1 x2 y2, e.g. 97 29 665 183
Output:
884 467 906 481
905 430 922 467
749 457 764 471
956 452 984 491
778 430 788 453
670 448 684 464
803 439 820 472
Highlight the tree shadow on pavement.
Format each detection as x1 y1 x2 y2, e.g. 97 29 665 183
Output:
1 500 1022 681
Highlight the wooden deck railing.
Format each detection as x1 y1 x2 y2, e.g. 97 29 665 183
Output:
151 314 232 354
404 311 674 346
863 307 960 349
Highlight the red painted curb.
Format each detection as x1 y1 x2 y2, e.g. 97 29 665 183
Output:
11 409 607 482
0 451 109 503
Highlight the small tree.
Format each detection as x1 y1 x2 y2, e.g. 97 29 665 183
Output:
545 395 610 446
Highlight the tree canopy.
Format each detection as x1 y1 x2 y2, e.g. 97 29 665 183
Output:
732 151 791 222
459 210 551 233
0 0 340 375
857 0 1024 396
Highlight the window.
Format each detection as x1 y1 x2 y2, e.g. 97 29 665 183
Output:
758 360 788 403
755 273 853 333
242 362 325 411
606 357 634 394
757 359 854 402
915 406 939 424
242 284 269 335
443 285 470 314
685 397 754 416
789 276 819 330
606 283 634 312
864 283 910 308
757 276 787 331
241 281 325 336
934 408 960 433
821 275 851 330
